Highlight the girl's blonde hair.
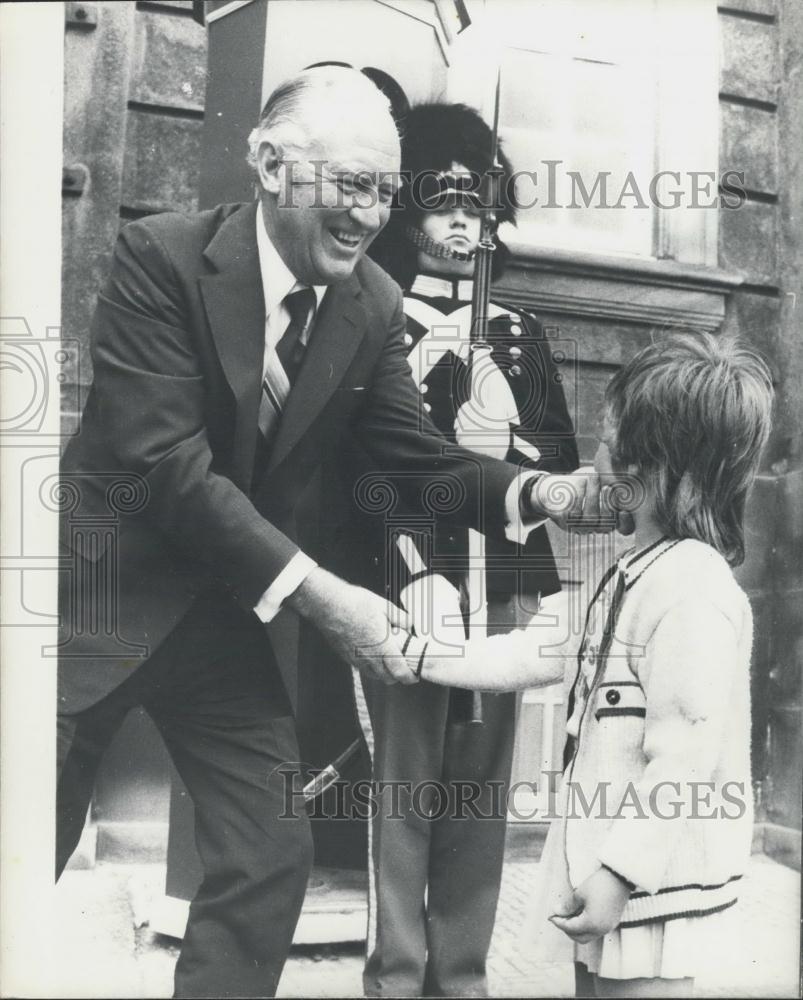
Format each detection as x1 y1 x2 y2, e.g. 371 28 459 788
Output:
605 332 774 566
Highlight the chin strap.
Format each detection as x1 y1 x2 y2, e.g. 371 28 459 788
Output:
404 224 476 263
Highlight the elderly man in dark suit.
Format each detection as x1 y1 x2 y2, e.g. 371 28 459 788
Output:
56 67 598 998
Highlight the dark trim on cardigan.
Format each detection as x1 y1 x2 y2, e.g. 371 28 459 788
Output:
629 873 743 900
595 707 646 720
624 539 681 591
602 863 636 892
625 535 669 568
619 897 738 928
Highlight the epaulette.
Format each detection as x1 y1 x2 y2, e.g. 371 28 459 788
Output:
487 303 539 340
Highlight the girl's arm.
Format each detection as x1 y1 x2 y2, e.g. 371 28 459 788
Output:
408 591 573 691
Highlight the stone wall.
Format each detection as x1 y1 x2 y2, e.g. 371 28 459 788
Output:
62 0 206 434
718 1 802 841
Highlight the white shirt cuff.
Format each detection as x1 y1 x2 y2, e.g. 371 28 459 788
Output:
254 551 318 623
505 471 548 545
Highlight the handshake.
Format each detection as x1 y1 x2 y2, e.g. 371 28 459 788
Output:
291 466 639 687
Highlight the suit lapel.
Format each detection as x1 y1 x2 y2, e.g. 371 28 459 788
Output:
198 202 368 483
199 203 265 489
266 278 365 473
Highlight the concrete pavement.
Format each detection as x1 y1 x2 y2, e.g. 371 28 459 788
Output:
52 851 800 998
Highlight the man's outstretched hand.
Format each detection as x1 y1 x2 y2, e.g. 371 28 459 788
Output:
529 469 615 534
288 567 417 684
529 462 638 535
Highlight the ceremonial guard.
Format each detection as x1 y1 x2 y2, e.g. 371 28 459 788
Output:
333 103 579 997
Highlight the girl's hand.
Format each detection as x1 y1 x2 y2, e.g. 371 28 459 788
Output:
549 867 632 944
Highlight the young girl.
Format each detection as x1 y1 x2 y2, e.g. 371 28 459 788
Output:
406 333 774 998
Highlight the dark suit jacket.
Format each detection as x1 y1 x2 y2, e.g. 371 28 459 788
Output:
58 202 521 713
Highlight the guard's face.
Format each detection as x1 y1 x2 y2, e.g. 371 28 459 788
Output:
417 193 482 278
260 116 400 285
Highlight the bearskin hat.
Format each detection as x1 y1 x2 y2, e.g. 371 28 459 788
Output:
397 102 518 227
369 102 519 290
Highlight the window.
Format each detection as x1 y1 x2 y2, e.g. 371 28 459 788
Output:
447 0 719 265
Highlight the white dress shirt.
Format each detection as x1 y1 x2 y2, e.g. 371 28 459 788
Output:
252 211 324 622
252 208 544 622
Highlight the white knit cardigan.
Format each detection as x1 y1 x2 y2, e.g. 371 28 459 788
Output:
562 537 754 926
427 537 755 927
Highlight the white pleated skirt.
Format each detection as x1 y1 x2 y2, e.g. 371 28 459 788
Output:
521 802 731 981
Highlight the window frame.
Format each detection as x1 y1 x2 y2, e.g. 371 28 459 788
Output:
446 0 720 267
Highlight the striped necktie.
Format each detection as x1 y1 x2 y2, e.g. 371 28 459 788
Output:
254 286 316 475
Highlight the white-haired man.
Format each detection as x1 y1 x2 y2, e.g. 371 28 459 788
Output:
56 67 599 997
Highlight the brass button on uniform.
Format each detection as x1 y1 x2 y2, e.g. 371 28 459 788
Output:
606 688 621 705
404 333 413 346
510 364 522 377
509 346 522 359
510 323 522 336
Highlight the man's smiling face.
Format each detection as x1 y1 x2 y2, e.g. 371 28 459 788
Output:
260 110 400 286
